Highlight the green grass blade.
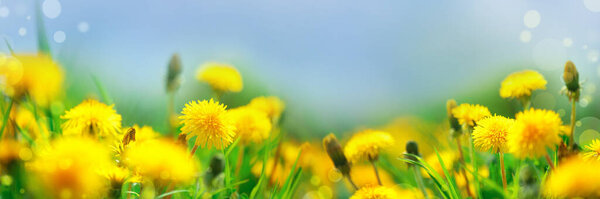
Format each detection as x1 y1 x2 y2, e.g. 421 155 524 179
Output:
399 155 452 199
3 37 15 56
249 142 271 199
155 190 189 199
92 75 114 105
34 0 50 54
0 98 14 139
434 148 461 199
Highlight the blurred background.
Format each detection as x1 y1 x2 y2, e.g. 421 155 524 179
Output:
1 0 600 141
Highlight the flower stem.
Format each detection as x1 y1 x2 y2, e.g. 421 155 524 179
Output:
544 152 555 170
499 152 507 191
412 165 430 199
345 174 359 191
235 144 245 176
369 159 382 185
569 99 577 146
467 126 481 198
167 92 175 136
190 145 199 157
456 139 474 198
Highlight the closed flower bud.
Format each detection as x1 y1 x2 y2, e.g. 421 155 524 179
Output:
519 164 537 186
122 128 136 146
323 133 351 176
204 154 225 189
563 60 579 92
166 53 182 93
404 141 420 165
447 99 462 136
209 154 225 176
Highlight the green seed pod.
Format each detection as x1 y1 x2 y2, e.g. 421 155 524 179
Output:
447 99 462 137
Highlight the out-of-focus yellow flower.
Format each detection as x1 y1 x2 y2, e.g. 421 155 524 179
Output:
451 104 491 127
31 137 111 198
344 130 394 163
508 108 562 159
544 157 600 198
251 158 288 183
421 150 456 177
500 70 546 99
348 164 394 188
583 139 600 160
61 99 122 139
7 54 64 106
229 106 271 144
247 96 285 121
472 115 514 153
196 62 243 93
0 140 32 165
381 117 449 161
124 139 196 185
15 106 49 140
0 55 24 97
179 99 236 149
126 125 160 142
350 185 398 199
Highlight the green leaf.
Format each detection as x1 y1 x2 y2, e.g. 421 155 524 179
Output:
155 190 189 199
92 75 114 105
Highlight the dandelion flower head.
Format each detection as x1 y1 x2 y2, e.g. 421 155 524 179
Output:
472 115 514 153
344 129 394 163
500 70 546 99
179 99 236 149
451 103 491 127
508 108 562 159
61 99 122 139
196 62 243 93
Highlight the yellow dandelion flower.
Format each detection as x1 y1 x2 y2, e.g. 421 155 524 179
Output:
583 139 600 160
124 139 196 184
451 103 491 127
472 115 514 153
229 106 272 144
543 157 600 198
350 185 399 199
61 99 122 139
500 70 546 99
508 108 562 159
344 130 394 163
102 166 130 188
179 99 236 149
31 137 111 198
247 96 285 121
196 62 243 93
14 54 64 106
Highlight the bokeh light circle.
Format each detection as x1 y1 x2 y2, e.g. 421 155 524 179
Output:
53 31 66 43
584 0 600 12
524 10 541 28
532 38 567 71
520 30 532 43
42 0 61 19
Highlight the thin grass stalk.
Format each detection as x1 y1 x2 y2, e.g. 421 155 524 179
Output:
544 152 555 170
467 126 481 198
455 138 473 198
235 144 245 176
0 98 13 139
412 165 429 199
369 158 382 186
499 152 507 191
568 99 576 146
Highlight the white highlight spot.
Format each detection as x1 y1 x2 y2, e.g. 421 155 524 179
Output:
77 22 89 33
563 38 573 47
26 15 31 20
524 10 541 28
42 0 61 19
53 31 65 43
532 38 567 71
584 0 600 12
0 6 9 18
588 50 599 63
18 27 26 36
520 30 532 43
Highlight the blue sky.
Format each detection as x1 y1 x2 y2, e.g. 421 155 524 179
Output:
1 0 600 132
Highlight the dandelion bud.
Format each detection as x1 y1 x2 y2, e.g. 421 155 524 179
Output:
204 154 225 188
519 164 537 186
404 141 420 166
447 99 462 137
209 154 225 176
323 133 351 176
122 128 136 146
563 60 579 92
166 53 182 93
519 164 540 199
